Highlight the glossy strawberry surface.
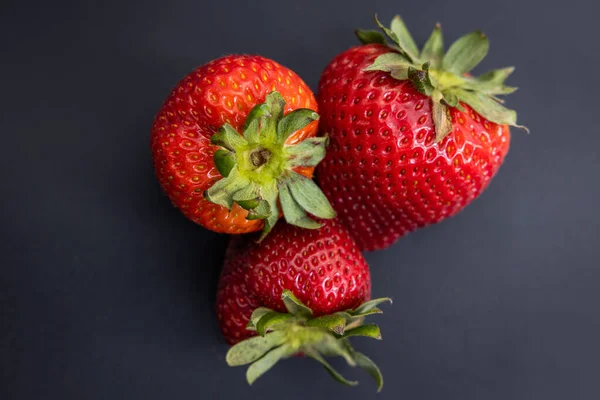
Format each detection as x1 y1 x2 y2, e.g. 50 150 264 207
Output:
316 44 510 251
151 55 318 234
216 219 371 344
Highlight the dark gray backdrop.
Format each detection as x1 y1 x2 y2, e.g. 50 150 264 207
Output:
2 0 599 399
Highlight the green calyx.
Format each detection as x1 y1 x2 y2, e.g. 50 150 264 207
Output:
357 15 528 141
205 91 335 240
226 290 392 391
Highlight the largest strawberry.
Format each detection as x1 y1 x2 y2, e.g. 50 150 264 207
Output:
316 16 526 251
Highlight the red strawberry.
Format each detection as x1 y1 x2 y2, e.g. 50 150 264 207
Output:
316 16 527 251
151 55 334 238
217 219 390 390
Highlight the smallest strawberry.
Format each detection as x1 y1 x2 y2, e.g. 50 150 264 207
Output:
226 290 390 391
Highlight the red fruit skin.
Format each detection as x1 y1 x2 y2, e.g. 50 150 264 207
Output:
151 55 318 234
316 45 510 251
216 220 371 345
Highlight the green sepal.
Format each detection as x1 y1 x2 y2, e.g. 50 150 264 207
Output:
374 14 412 61
432 89 453 142
243 103 270 131
349 349 384 392
256 312 295 336
278 179 322 229
284 136 329 168
247 307 273 330
390 15 420 63
363 52 410 80
232 183 261 210
360 15 528 138
257 181 279 242
281 290 313 318
246 344 296 385
442 30 489 74
246 200 271 220
453 88 523 128
286 171 336 219
355 29 386 45
408 63 434 96
421 23 444 69
307 314 347 335
211 124 248 151
214 149 236 178
305 349 358 387
204 167 249 210
226 331 286 366
342 324 382 340
277 109 319 143
206 91 334 239
351 297 392 315
225 290 390 390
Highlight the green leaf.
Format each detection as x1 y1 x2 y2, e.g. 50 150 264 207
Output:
374 14 414 61
287 172 336 220
278 178 322 230
232 183 261 210
226 331 286 366
281 290 313 318
243 116 261 144
442 31 489 74
363 52 411 80
351 298 392 315
421 23 444 68
390 15 420 63
408 65 434 96
355 29 386 45
257 180 279 242
262 91 286 144
432 90 454 142
352 351 384 392
441 89 459 108
243 103 270 131
304 349 358 387
204 167 250 209
246 199 271 220
284 136 328 168
343 324 382 340
277 108 319 143
463 67 517 95
306 314 347 335
256 312 294 336
213 149 235 178
313 333 356 365
347 308 383 319
363 52 410 73
453 88 520 126
374 14 399 43
246 344 296 385
211 124 247 151
232 182 259 202
247 307 273 329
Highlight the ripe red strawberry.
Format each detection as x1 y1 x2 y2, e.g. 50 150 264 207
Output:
316 16 527 251
217 219 390 390
151 55 334 238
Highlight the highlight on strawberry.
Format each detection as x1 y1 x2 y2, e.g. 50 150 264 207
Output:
151 55 334 238
316 14 528 250
216 220 391 390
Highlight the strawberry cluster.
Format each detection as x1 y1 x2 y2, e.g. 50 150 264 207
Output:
151 13 524 391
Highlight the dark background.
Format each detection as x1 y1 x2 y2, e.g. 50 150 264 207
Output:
2 0 598 399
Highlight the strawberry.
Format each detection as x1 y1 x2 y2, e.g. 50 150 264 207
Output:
151 55 335 238
316 16 527 251
216 219 390 390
